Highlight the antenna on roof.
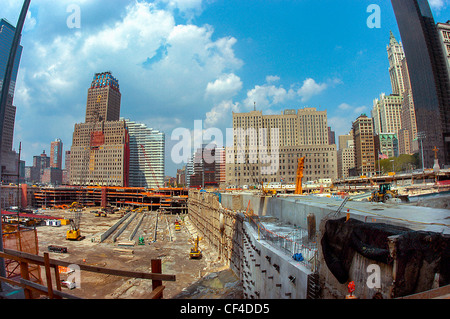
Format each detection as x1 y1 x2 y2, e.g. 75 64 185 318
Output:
254 101 256 111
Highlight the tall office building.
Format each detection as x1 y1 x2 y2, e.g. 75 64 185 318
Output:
372 93 403 136
190 144 220 188
391 0 450 167
337 130 355 179
437 21 450 70
352 114 375 176
227 108 337 186
70 72 130 187
398 57 418 155
50 138 63 169
85 72 121 123
387 31 407 96
123 119 165 188
0 19 22 183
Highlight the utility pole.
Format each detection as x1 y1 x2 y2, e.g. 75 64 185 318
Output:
0 0 31 287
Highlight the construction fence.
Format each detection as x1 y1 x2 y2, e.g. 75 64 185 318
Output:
2 224 42 284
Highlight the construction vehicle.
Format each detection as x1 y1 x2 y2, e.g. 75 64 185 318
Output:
66 211 85 241
261 182 277 196
189 236 202 259
294 156 305 195
48 245 68 254
369 183 399 203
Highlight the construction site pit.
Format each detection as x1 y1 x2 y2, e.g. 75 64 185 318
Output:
35 207 243 299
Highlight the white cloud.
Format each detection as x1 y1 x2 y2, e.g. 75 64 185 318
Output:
244 84 295 109
296 78 328 102
13 0 243 167
205 73 243 100
429 0 447 11
205 100 239 127
243 76 331 110
266 75 280 83
329 103 369 138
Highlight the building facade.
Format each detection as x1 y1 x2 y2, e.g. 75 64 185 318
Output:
123 119 165 188
50 138 63 169
337 131 355 180
372 93 403 136
70 72 130 187
391 0 450 167
0 19 22 184
352 114 375 176
375 133 399 159
190 144 220 188
227 108 337 186
387 31 407 96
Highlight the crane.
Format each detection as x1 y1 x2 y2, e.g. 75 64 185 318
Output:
139 144 161 189
295 157 305 195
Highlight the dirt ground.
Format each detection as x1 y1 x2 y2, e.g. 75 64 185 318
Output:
35 208 243 299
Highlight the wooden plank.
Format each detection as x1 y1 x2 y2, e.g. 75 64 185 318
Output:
19 279 82 299
19 261 32 299
53 265 62 292
2 249 176 282
148 285 165 299
151 259 163 292
43 253 54 299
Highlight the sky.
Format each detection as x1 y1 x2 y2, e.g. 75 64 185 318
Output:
2 0 450 176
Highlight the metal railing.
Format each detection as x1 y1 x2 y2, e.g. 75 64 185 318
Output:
246 214 318 272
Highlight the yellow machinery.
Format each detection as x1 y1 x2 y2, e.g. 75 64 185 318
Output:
66 211 85 241
369 183 399 203
295 156 305 195
189 236 202 259
261 182 276 196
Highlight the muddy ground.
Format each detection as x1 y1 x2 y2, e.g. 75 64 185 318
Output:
35 208 242 299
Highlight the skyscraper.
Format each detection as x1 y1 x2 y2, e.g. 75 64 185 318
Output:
387 31 406 96
123 119 165 188
85 72 121 123
0 19 23 183
70 72 130 187
0 19 23 99
50 138 63 169
391 0 450 167
352 114 375 176
372 93 403 136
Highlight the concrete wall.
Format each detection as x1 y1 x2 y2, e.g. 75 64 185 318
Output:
241 222 311 299
189 190 313 299
190 191 448 299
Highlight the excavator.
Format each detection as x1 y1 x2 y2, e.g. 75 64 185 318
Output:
66 211 85 241
189 236 202 259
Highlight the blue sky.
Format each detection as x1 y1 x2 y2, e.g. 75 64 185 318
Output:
2 0 450 175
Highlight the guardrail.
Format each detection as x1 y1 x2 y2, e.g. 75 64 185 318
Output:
0 249 175 299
